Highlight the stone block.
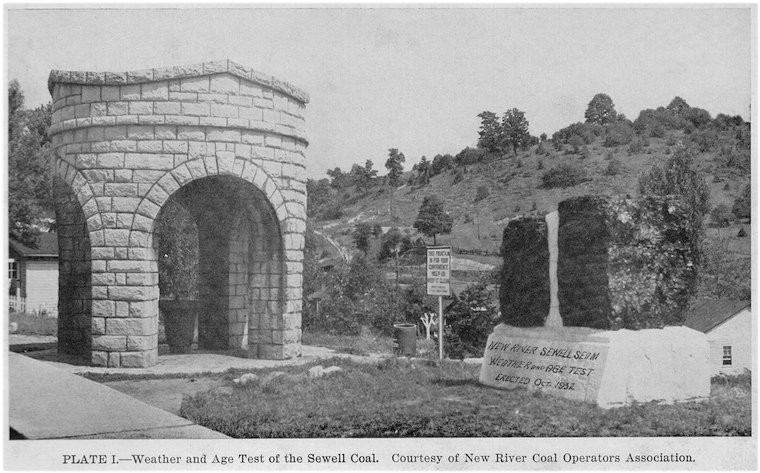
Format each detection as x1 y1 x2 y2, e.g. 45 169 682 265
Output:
129 101 154 115
108 352 122 367
479 325 711 408
207 129 241 142
141 82 169 100
91 351 108 367
92 335 127 351
125 153 174 170
210 74 239 94
154 101 180 115
108 285 158 301
120 349 158 368
120 85 141 100
181 76 210 93
81 86 101 103
182 102 210 117
126 334 158 351
106 317 157 336
129 301 158 318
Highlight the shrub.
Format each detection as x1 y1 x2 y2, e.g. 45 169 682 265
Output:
463 213 473 223
710 204 733 227
455 146 486 166
452 170 465 185
603 122 634 147
474 185 490 202
689 128 719 152
537 159 544 170
318 202 343 221
444 281 499 359
732 183 751 221
569 135 584 153
604 150 614 160
665 135 678 146
539 132 547 141
627 138 644 154
430 153 454 176
540 162 590 188
604 157 623 176
553 122 594 144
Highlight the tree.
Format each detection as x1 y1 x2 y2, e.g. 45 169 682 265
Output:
350 159 377 192
415 155 430 184
732 183 751 221
584 93 617 125
352 222 373 254
477 111 502 153
326 167 352 189
385 148 406 220
667 96 690 115
413 195 453 245
500 108 531 155
8 80 54 246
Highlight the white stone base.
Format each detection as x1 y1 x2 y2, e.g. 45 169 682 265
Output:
479 324 711 409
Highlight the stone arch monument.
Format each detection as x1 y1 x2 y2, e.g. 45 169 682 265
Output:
48 60 308 367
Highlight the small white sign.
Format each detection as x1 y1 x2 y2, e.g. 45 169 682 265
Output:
426 247 451 296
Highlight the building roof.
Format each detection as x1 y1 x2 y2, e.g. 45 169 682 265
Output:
684 299 750 333
9 232 58 258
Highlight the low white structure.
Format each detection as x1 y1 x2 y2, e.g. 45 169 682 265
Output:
9 232 59 315
685 299 752 375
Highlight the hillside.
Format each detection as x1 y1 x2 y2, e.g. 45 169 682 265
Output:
310 111 751 301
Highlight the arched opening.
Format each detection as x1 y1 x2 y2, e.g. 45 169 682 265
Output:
153 175 284 357
53 177 92 358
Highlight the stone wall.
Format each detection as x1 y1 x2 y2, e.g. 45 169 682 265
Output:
49 60 308 367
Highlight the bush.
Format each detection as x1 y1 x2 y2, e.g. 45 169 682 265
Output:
627 138 644 154
537 159 544 170
604 158 623 176
455 146 487 166
553 122 594 144
452 170 465 185
710 204 733 227
603 122 634 147
474 185 490 202
689 128 719 152
732 183 751 220
444 281 499 359
540 162 590 188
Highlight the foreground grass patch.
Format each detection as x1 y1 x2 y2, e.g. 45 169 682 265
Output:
9 312 57 336
180 359 750 438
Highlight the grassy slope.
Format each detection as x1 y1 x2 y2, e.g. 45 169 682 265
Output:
317 132 750 298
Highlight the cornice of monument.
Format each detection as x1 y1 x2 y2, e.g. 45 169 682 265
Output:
48 59 310 104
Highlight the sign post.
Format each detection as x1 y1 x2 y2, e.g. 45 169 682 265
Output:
426 246 451 360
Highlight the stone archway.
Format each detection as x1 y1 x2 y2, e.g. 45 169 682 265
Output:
48 60 308 367
153 175 286 357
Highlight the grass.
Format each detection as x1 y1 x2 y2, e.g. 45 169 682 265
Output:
180 358 751 438
9 312 58 336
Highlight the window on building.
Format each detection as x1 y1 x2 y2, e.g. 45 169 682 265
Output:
722 346 732 366
8 260 18 280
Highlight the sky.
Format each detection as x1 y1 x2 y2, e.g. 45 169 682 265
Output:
6 6 753 178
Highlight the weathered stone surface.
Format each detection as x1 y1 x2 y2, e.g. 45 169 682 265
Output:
50 61 308 368
480 324 710 408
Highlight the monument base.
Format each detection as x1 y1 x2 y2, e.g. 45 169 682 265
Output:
479 324 711 408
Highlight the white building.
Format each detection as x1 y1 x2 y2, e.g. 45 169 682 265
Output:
8 232 59 315
685 299 751 375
